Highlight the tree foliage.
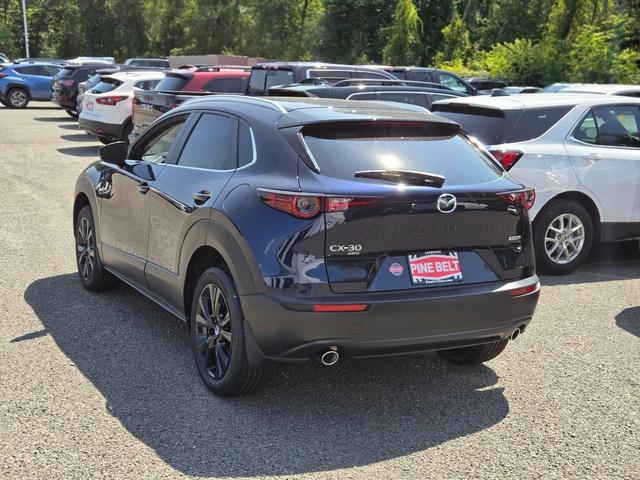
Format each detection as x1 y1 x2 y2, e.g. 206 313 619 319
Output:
0 0 637 85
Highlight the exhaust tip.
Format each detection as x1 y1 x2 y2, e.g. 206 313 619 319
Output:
320 349 339 366
510 328 521 341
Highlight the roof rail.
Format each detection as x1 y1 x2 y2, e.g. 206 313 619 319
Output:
332 79 452 90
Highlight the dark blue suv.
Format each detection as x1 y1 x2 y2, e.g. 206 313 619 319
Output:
0 62 62 108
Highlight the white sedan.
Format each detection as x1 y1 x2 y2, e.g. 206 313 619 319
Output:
432 94 640 274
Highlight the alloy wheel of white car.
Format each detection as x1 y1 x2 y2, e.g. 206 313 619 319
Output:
544 213 585 264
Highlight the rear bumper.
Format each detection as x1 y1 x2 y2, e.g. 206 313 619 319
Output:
78 116 121 140
240 276 540 365
51 90 76 109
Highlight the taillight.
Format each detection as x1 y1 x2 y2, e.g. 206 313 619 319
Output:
61 79 76 87
0 72 8 79
498 189 536 210
96 95 128 106
509 283 539 297
490 150 523 170
257 189 378 219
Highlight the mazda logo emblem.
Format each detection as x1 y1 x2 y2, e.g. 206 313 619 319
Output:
436 193 457 214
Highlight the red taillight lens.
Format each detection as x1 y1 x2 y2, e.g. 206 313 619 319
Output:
96 95 128 106
509 283 539 297
258 189 378 219
61 79 76 87
490 150 523 170
312 304 368 312
498 189 536 210
0 72 8 79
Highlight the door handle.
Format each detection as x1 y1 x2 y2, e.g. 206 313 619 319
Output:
192 190 211 204
138 182 150 194
581 153 601 160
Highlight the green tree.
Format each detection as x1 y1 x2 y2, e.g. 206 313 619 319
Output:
383 0 423 65
434 12 473 65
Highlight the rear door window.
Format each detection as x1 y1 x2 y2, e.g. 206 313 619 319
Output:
203 77 247 93
354 70 390 80
578 105 640 148
302 123 503 185
177 113 238 170
505 106 573 142
248 68 294 95
17 65 48 76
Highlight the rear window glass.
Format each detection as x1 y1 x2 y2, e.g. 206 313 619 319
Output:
432 105 509 145
91 79 122 94
302 123 503 185
57 67 76 78
155 75 189 91
248 69 294 95
506 106 573 142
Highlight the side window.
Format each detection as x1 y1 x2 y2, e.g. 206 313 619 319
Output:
573 111 598 144
177 114 237 170
430 93 457 103
347 92 377 101
138 121 186 163
238 122 255 167
377 92 429 109
46 66 61 76
203 77 246 93
17 65 46 76
439 73 468 93
355 70 390 80
592 105 640 148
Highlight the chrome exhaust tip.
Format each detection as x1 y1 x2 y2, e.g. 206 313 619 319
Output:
320 349 339 366
510 328 521 341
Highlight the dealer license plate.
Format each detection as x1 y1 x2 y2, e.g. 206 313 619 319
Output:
407 251 463 285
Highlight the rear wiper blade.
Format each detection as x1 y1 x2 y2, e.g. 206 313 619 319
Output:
354 169 445 187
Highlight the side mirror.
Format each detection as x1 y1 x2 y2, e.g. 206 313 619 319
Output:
99 141 128 167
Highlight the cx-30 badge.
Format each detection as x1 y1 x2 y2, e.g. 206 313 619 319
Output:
436 193 457 214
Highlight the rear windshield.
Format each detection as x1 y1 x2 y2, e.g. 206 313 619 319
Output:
302 123 503 186
155 75 189 91
432 105 510 145
248 68 294 95
433 104 573 144
91 78 122 94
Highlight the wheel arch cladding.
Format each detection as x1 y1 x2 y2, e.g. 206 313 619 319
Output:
538 190 601 239
183 245 232 322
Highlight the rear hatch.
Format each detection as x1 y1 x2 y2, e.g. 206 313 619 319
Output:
52 66 78 97
82 77 123 118
247 66 295 95
297 120 534 293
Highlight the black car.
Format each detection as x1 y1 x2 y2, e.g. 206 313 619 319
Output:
268 80 468 110
73 96 540 396
380 66 478 95
52 63 116 117
247 62 397 95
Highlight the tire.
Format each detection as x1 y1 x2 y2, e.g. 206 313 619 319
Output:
189 267 263 396
533 199 593 275
0 98 6 107
65 109 79 119
97 136 111 145
6 87 29 108
438 339 509 364
74 205 118 291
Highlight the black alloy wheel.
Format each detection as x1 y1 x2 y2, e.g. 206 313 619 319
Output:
194 283 233 380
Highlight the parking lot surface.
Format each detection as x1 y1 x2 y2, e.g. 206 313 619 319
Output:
0 107 638 480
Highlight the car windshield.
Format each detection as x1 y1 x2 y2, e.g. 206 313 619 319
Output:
302 122 503 185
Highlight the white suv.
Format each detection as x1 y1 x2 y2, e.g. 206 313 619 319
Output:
432 94 640 274
79 71 165 144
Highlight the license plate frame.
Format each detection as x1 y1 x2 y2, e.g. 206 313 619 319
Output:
86 102 94 112
407 251 463 285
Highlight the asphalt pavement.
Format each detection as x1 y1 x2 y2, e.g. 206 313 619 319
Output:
0 106 638 480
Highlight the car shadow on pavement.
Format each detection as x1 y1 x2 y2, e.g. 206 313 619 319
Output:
60 133 97 143
58 124 81 131
57 146 99 157
33 115 75 122
616 307 640 337
24 273 509 477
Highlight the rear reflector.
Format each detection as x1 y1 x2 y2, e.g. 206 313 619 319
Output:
498 189 536 210
490 150 523 170
509 284 538 297
312 304 368 312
